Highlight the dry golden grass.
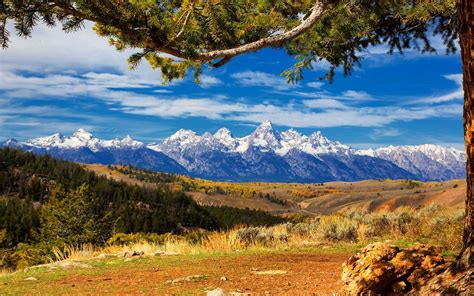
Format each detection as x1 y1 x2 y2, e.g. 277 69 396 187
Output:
49 244 96 262
85 164 466 216
44 204 462 268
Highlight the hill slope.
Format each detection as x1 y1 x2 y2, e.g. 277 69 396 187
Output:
85 164 466 216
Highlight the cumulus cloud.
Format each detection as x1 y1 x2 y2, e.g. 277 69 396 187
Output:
306 81 324 89
199 75 223 88
342 90 373 100
0 69 170 99
303 99 349 109
1 22 126 73
0 21 170 89
231 71 296 90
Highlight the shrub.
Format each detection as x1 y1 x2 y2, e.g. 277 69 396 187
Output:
235 227 260 245
317 215 357 242
287 222 314 237
235 226 289 246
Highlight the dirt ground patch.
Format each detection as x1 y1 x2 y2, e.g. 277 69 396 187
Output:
8 252 350 295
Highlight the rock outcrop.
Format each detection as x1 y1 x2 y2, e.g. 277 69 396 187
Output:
341 243 449 294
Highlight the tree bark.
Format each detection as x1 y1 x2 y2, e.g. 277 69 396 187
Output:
459 0 474 269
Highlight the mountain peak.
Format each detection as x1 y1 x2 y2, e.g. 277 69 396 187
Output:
281 128 303 139
255 120 274 131
169 129 196 140
2 138 19 147
310 130 323 138
214 127 232 139
213 127 237 149
253 120 278 136
73 128 93 139
123 135 134 141
245 120 282 152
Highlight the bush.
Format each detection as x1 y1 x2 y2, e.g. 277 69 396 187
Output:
287 222 315 237
235 226 288 246
235 227 260 245
317 215 357 242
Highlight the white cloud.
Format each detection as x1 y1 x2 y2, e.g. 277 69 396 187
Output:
224 104 460 128
371 128 401 138
101 89 461 128
1 22 125 73
306 81 324 89
342 90 372 100
409 73 463 104
231 71 296 90
153 89 173 94
292 89 374 101
0 22 169 88
303 99 348 109
1 70 463 130
357 35 460 69
444 73 463 84
199 75 223 88
0 69 169 99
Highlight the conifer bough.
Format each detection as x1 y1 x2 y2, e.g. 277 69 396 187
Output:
0 1 457 82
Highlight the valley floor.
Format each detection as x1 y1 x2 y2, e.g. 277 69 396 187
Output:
1 249 354 295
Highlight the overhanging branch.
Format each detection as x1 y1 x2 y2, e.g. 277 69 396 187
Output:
194 1 326 61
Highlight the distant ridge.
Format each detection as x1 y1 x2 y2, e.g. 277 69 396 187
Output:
1 121 465 182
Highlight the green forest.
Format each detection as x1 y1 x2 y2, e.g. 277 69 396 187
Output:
0 148 282 269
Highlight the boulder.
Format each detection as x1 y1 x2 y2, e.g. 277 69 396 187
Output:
342 242 448 294
97 253 112 259
116 250 144 258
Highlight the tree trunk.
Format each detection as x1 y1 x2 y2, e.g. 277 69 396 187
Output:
459 0 474 269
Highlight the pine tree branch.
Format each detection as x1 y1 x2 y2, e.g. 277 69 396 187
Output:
51 1 326 63
194 1 326 61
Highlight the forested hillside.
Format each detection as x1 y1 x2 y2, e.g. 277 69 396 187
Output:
0 149 282 269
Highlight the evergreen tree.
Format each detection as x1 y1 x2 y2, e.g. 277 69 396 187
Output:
40 184 110 246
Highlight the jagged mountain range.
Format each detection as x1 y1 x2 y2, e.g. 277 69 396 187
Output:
1 121 466 182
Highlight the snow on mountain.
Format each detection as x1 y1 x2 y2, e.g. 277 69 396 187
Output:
276 130 353 156
153 120 352 158
1 121 466 181
238 120 283 153
2 129 186 174
2 138 21 148
213 128 238 150
24 128 144 152
358 144 465 181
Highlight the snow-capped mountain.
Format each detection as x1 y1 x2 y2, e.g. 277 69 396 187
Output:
24 128 144 152
150 121 352 158
358 144 465 181
147 121 417 181
2 129 186 174
1 122 466 182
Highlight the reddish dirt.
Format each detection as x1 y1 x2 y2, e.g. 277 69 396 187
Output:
49 252 350 295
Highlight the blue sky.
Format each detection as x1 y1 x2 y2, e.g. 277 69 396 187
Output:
0 22 463 149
